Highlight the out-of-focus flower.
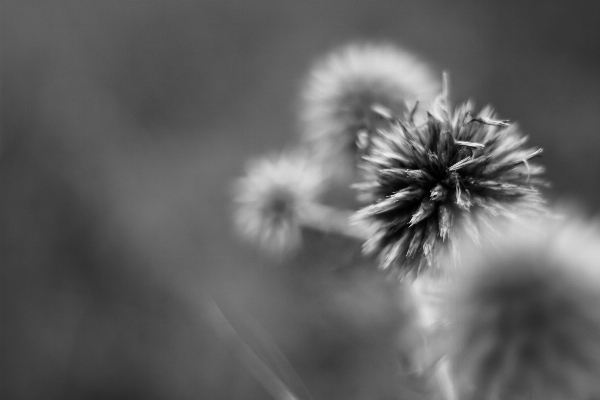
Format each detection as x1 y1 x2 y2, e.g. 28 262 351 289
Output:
299 43 440 179
233 151 324 256
354 88 546 277
446 216 600 400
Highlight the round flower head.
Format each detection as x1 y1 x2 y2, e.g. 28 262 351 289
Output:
233 151 323 257
446 216 600 400
300 42 440 179
354 84 546 277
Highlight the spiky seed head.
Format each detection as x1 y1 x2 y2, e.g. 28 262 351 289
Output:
354 90 546 277
299 42 440 180
446 216 600 400
233 151 323 256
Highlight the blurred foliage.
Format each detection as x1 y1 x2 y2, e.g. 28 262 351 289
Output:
2 1 600 399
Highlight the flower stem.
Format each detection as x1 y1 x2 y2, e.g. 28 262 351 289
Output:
300 202 370 241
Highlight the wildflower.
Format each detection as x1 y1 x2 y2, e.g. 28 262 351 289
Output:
299 43 440 179
446 217 600 400
233 151 323 256
354 85 546 277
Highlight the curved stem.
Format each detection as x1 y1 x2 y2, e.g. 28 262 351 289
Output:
300 202 370 241
410 277 456 400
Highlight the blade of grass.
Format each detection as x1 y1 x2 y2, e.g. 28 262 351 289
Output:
207 300 304 400
240 314 315 400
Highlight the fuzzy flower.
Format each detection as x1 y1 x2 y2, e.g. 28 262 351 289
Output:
446 216 600 400
233 151 324 256
354 88 546 277
299 42 440 179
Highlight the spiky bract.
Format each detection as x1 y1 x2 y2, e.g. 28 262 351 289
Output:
447 217 600 400
233 152 323 256
300 43 440 179
354 97 545 277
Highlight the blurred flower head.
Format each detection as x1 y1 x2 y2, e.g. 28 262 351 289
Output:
446 216 600 400
354 89 546 277
233 151 324 257
299 42 440 180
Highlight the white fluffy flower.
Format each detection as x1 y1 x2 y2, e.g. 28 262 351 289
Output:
446 216 600 400
233 151 324 256
299 42 440 179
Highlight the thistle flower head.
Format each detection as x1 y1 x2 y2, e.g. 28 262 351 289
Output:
354 87 546 277
300 42 440 179
447 216 600 400
233 151 323 256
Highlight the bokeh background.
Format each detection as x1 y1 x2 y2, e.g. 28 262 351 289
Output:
2 1 600 399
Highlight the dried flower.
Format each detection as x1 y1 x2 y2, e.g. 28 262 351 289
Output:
447 217 600 400
233 151 323 256
354 86 546 277
299 42 440 179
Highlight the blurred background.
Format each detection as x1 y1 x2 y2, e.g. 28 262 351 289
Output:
2 1 600 399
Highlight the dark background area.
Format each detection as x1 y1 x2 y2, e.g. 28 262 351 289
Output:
2 1 600 399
